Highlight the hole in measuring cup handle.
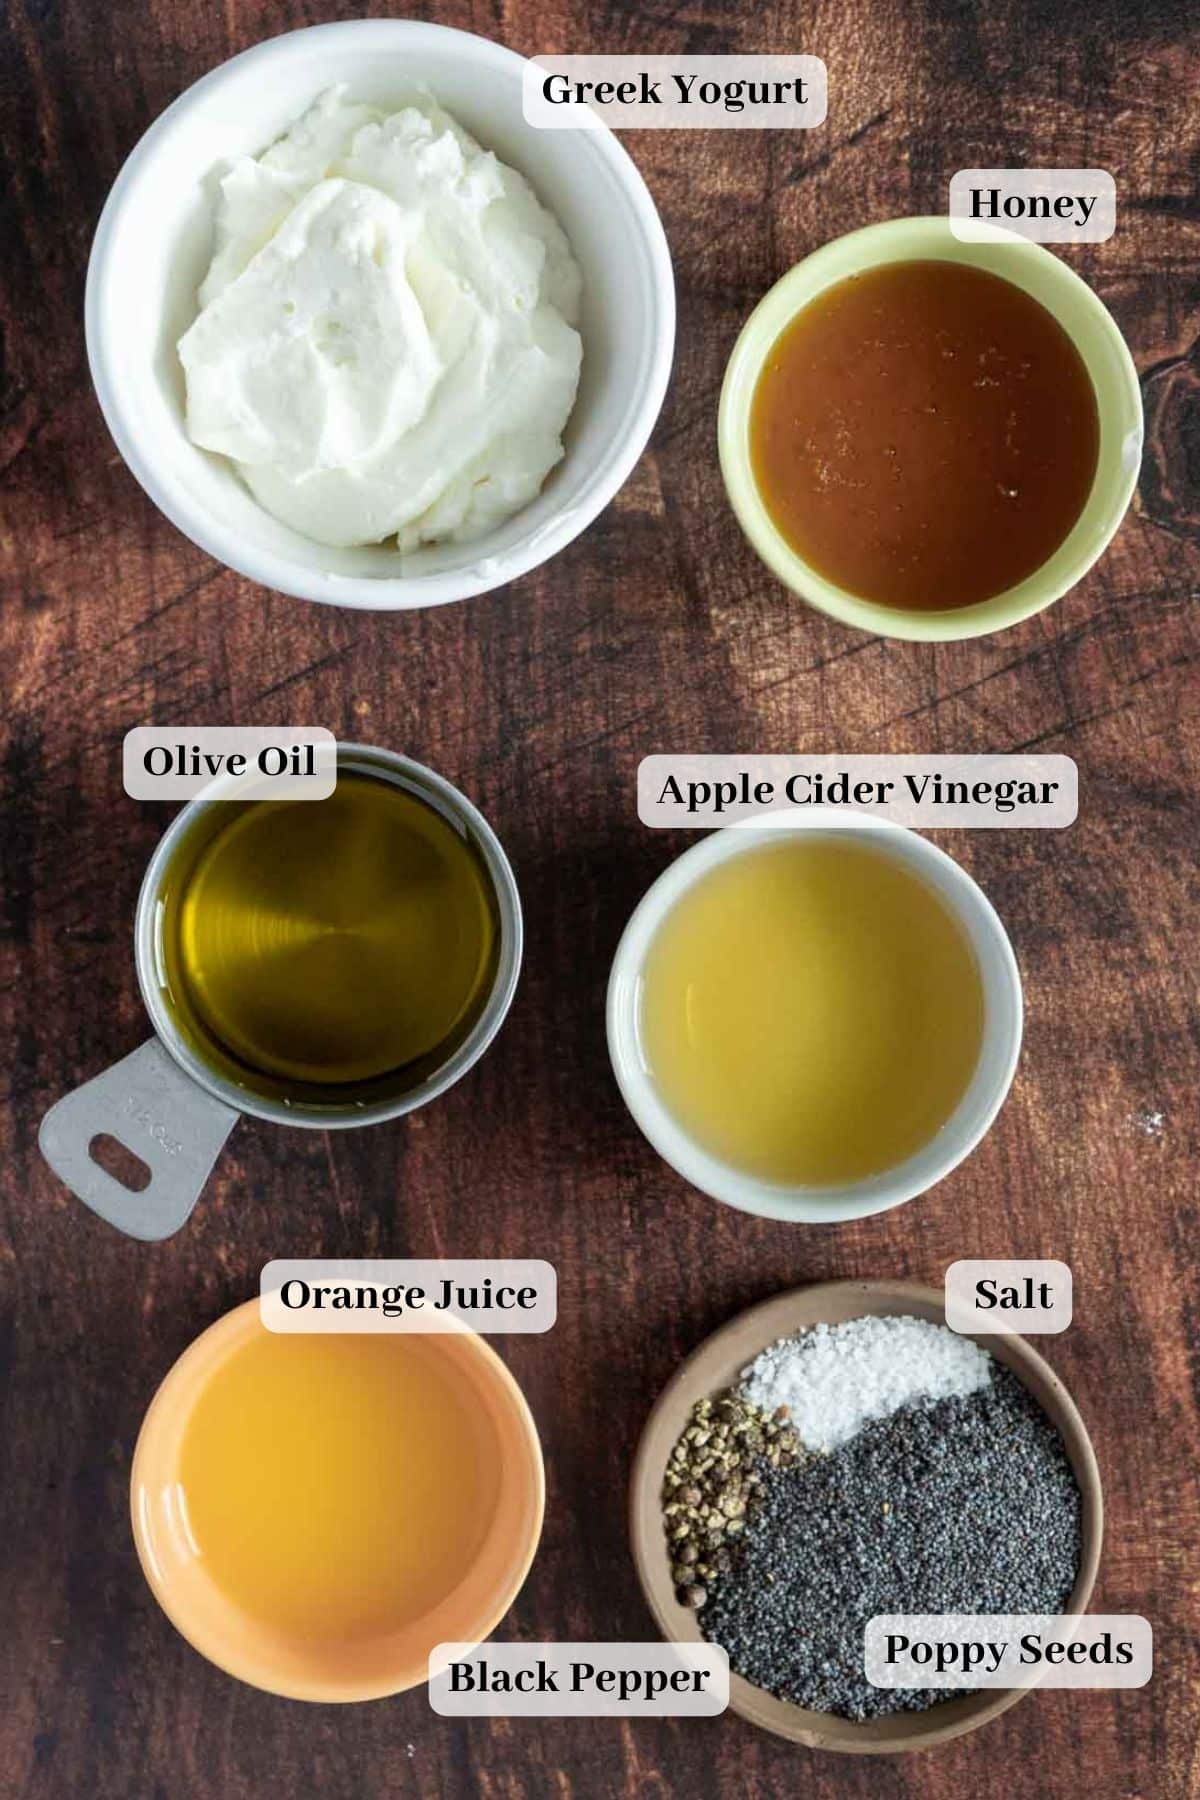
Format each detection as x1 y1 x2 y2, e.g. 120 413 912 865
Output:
38 1039 240 1241
88 1133 152 1193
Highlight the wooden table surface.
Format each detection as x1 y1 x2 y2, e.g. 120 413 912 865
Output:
2 1 1198 1795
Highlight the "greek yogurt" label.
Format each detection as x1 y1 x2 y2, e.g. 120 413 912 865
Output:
525 56 826 130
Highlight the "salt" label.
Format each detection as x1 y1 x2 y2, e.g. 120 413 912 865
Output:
945 1260 1073 1335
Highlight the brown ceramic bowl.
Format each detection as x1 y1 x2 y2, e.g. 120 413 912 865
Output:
629 1280 1103 1754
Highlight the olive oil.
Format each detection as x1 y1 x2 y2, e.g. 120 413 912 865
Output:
178 1328 501 1642
158 772 499 1100
639 837 984 1186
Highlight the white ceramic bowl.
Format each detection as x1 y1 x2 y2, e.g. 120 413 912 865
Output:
607 820 1023 1224
85 21 675 610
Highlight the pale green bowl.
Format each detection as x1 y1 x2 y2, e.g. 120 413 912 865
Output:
718 216 1144 641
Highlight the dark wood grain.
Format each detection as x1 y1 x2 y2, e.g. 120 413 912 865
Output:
1 2 1198 1796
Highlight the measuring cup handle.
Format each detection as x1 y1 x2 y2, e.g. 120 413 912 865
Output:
38 1040 240 1241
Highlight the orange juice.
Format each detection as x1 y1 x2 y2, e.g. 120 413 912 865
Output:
177 1330 502 1642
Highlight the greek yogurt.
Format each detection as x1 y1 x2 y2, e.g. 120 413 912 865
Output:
179 87 583 551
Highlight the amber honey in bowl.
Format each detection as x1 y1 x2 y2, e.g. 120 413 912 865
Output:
749 259 1100 611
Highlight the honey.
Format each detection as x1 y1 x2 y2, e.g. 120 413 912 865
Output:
749 259 1100 610
638 836 984 1187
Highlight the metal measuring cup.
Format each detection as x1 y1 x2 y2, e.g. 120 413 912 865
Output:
38 745 522 1241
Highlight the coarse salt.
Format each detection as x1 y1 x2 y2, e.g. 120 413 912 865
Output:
739 1315 992 1451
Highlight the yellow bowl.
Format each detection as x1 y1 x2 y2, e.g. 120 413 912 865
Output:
718 216 1143 641
131 1299 544 1701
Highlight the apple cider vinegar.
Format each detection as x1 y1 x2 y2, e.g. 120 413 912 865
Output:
638 836 984 1186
